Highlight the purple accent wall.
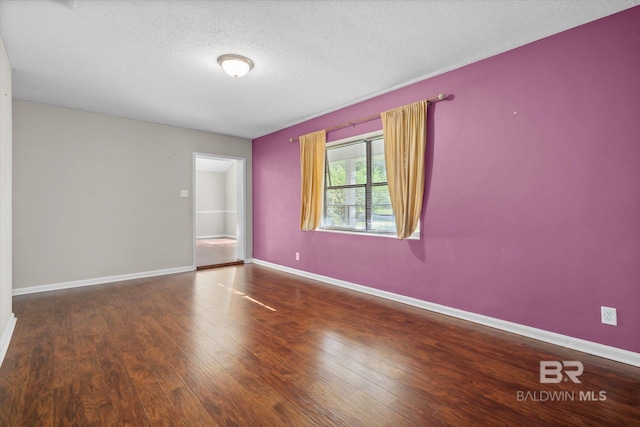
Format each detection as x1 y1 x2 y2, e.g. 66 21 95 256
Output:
252 7 640 353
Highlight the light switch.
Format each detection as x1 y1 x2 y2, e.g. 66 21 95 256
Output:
180 190 189 197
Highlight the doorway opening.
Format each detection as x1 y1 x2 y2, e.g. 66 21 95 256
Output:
193 154 246 269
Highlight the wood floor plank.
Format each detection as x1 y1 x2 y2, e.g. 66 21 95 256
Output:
119 349 186 426
93 336 152 426
20 326 55 426
54 383 86 426
1 264 639 426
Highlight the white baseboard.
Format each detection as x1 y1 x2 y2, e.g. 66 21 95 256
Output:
196 235 237 240
252 258 640 367
12 266 195 296
0 313 17 368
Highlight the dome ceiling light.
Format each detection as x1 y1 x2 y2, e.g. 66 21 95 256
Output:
217 54 254 78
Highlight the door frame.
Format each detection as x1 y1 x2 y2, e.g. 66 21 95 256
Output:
192 152 247 267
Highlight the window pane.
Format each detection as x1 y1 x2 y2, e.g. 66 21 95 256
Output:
371 185 395 233
327 162 346 187
324 187 365 230
327 143 367 186
371 137 387 184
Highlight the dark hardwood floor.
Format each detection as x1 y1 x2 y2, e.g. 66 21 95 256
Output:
1 264 638 426
195 238 242 269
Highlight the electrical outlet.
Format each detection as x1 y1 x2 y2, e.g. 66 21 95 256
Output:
295 252 299 261
601 306 617 326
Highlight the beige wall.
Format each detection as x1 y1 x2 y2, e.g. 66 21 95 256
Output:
0 35 14 356
195 165 239 238
196 170 226 211
13 100 252 289
195 170 226 237
224 162 238 237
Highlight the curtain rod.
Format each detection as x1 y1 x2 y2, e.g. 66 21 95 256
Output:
289 93 446 142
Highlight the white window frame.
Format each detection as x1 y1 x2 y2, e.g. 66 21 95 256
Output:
319 130 420 240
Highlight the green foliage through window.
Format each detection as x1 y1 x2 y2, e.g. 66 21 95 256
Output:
322 135 396 234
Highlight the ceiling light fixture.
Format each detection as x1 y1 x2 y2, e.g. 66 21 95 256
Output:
217 54 254 78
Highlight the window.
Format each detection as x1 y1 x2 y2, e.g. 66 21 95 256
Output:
322 132 398 235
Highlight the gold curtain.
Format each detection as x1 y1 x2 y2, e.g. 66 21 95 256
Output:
299 130 326 231
381 100 427 239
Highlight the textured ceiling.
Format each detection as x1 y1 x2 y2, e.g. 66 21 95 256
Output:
1 0 638 140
